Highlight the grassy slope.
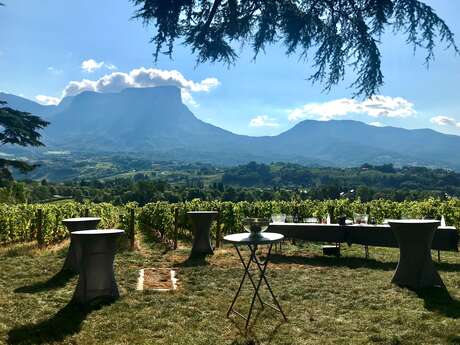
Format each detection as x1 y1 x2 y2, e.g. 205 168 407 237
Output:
0 239 459 345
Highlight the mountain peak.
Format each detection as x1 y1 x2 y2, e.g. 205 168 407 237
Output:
120 86 182 102
60 85 183 105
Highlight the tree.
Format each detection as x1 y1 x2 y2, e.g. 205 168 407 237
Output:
132 0 458 97
0 101 49 179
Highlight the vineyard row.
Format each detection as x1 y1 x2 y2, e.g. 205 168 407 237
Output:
0 198 459 246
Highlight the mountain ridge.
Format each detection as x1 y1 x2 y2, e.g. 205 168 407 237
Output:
1 87 460 169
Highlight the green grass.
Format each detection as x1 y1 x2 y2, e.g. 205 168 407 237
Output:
0 238 459 345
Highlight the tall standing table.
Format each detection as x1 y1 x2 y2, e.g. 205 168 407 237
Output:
62 217 101 272
71 229 124 304
388 220 445 289
187 211 218 256
224 232 287 328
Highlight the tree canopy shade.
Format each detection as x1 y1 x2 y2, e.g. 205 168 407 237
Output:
132 0 458 97
0 101 49 179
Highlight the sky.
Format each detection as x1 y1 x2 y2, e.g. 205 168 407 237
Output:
0 0 459 137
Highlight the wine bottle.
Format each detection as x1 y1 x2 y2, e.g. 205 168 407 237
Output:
441 215 446 227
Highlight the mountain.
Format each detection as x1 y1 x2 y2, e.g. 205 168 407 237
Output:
0 92 56 117
41 87 271 163
273 120 460 168
1 87 460 169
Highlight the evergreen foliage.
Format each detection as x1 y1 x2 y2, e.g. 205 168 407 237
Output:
0 101 49 179
132 0 458 97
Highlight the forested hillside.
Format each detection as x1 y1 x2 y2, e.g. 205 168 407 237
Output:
3 161 460 204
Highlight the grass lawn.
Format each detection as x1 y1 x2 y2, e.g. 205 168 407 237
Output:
0 236 459 345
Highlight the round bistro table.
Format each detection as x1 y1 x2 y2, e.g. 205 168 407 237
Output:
224 232 287 328
62 217 101 272
388 220 445 289
71 229 124 305
187 211 218 256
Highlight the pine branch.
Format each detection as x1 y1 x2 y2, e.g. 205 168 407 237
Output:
130 0 458 96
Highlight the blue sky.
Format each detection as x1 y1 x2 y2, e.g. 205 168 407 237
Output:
0 0 459 137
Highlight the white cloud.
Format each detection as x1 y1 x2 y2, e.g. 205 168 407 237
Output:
47 66 63 75
35 95 60 105
81 59 118 73
249 115 280 128
360 96 415 118
63 68 220 98
37 67 220 107
81 59 105 73
369 121 385 127
181 89 199 108
430 115 460 128
105 63 118 70
288 96 416 122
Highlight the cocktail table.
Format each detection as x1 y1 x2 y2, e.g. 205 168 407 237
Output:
71 229 124 304
224 232 287 328
187 211 218 256
62 217 101 272
388 220 445 289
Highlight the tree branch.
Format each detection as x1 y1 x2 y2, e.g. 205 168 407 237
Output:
203 0 223 31
132 0 458 97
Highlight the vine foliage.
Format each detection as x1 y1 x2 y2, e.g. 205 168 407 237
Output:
3 199 457 245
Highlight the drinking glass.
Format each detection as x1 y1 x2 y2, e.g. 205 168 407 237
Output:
353 213 368 224
271 214 286 223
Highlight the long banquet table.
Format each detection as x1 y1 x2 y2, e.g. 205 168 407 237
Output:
267 223 458 252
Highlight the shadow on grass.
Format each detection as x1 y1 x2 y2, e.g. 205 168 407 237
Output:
229 307 285 344
254 320 284 345
176 253 209 267
228 308 263 342
416 287 460 319
447 334 460 345
269 252 460 272
3 245 35 257
7 299 113 345
137 228 174 255
434 261 460 272
14 270 76 294
269 253 397 271
0 242 46 258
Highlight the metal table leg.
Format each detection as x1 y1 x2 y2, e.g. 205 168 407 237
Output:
227 245 264 317
249 244 287 325
227 243 287 328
